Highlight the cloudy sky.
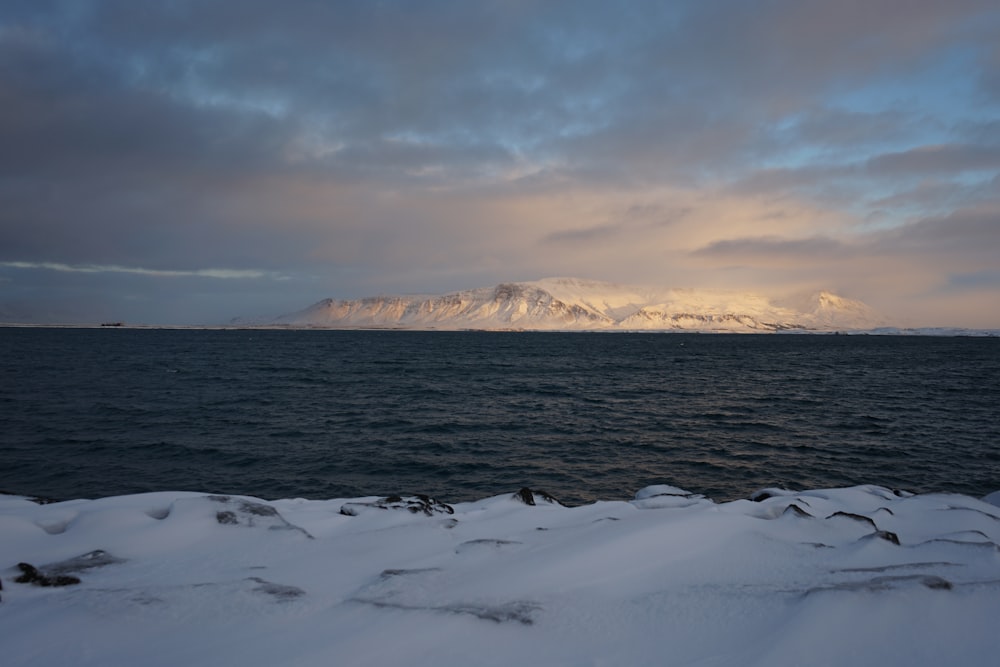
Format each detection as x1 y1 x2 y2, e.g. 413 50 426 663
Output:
2 1 999 326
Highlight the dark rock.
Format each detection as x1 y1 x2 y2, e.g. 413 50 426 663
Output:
512 487 562 506
782 504 814 518
875 530 901 545
14 563 81 587
853 530 901 546
834 561 958 574
246 577 305 601
206 496 314 537
208 496 281 518
514 488 534 504
352 597 540 625
236 501 280 517
448 600 540 625
922 576 954 590
455 539 522 554
340 494 454 517
44 549 125 575
14 563 41 584
805 574 952 595
379 567 441 580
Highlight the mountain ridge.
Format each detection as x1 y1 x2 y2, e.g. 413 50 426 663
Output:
269 277 887 332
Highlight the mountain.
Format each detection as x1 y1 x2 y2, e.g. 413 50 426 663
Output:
270 277 885 332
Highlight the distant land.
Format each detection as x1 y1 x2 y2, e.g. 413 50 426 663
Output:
227 277 996 335
2 277 998 335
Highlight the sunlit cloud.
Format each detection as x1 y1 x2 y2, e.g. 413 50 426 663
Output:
0 1 997 325
0 261 280 280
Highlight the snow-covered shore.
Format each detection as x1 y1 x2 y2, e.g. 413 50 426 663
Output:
2 485 999 666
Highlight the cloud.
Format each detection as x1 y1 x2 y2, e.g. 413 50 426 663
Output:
543 224 623 245
946 269 1000 289
0 1 998 325
866 144 1000 177
693 236 855 260
0 261 280 280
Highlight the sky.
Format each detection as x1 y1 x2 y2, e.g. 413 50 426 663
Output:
1 0 999 326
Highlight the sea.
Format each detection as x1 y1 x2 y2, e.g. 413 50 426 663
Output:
1 328 998 505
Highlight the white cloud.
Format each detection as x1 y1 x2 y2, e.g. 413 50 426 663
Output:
0 261 279 280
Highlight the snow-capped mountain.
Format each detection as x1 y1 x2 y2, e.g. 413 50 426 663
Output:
271 277 885 332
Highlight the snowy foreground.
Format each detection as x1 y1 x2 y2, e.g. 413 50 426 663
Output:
2 485 999 666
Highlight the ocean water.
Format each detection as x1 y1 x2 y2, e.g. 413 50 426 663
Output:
1 328 997 505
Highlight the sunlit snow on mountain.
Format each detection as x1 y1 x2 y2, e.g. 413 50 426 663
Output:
271 278 886 332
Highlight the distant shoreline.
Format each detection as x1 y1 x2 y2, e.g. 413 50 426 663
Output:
1 323 998 336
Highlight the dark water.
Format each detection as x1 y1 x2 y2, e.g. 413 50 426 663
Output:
1 328 998 505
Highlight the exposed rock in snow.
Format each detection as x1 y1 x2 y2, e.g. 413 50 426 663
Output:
273 277 886 332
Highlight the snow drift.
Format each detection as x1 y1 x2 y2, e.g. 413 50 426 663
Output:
2 484 998 666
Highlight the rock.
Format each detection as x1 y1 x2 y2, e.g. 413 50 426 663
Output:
512 488 562 506
216 510 239 525
340 494 455 517
206 496 314 538
782 503 814 518
875 530 901 545
245 577 305 601
43 549 125 575
9 550 124 589
14 563 81 587
806 574 952 595
854 530 901 546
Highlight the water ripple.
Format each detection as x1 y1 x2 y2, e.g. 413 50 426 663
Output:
1 329 997 505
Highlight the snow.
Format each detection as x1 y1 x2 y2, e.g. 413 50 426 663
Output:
2 485 998 666
273 277 887 332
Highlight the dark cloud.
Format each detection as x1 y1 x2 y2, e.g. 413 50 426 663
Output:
543 223 623 245
0 0 998 324
875 204 1000 256
759 107 927 162
693 236 855 260
947 269 1000 289
866 145 1000 177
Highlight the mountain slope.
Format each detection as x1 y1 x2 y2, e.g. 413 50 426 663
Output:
274 278 882 331
272 278 885 331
